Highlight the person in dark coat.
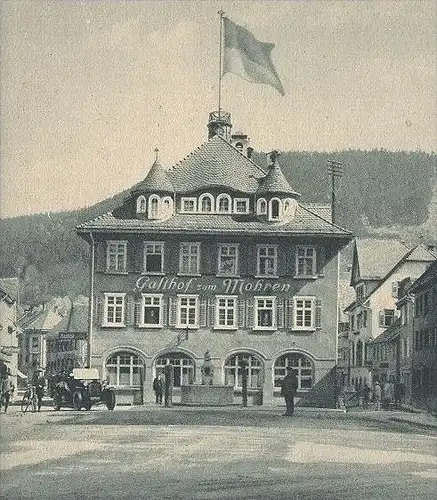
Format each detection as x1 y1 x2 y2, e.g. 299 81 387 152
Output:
31 368 46 412
280 368 298 416
152 373 164 404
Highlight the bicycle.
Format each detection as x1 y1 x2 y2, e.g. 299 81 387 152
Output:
21 385 38 413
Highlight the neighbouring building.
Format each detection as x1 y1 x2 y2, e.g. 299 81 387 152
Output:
0 277 23 388
77 111 353 406
45 296 89 379
409 260 437 410
344 238 436 388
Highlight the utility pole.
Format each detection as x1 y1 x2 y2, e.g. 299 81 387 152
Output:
327 160 343 224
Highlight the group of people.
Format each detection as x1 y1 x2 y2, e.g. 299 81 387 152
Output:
372 379 405 410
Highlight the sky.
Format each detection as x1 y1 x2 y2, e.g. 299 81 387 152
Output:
1 0 436 218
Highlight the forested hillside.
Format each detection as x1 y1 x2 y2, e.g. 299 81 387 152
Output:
1 150 435 305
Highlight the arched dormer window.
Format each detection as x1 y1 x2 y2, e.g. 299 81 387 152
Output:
216 194 231 213
148 195 160 219
269 198 281 220
257 198 267 215
162 196 173 217
283 198 297 219
137 196 147 214
199 193 214 213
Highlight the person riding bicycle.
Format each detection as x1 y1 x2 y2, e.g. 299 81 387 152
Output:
31 368 46 412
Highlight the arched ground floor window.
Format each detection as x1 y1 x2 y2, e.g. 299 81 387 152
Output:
105 351 143 387
155 352 195 387
224 352 264 389
274 352 314 391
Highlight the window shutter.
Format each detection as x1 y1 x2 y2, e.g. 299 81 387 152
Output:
125 296 134 325
378 310 385 327
95 241 106 272
169 296 177 326
135 299 142 326
207 298 215 327
315 299 322 329
162 299 168 326
95 296 104 325
277 299 285 328
316 245 325 275
288 247 296 276
200 298 207 327
135 243 144 273
246 299 254 328
238 299 246 328
285 298 294 329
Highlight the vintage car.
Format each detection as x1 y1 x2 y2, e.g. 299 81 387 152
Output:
53 368 116 411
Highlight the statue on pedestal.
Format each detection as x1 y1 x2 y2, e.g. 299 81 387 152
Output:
201 351 214 385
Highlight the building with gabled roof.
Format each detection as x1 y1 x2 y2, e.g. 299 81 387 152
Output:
77 111 352 407
344 238 436 389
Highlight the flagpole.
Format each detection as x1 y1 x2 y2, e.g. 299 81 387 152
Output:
218 9 225 118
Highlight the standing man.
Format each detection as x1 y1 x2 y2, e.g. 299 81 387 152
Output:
1 369 15 413
281 367 298 416
152 373 164 404
32 368 46 412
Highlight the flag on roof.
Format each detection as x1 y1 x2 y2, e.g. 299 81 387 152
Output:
222 17 285 96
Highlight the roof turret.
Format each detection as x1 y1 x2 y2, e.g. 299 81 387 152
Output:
132 149 174 194
257 151 300 196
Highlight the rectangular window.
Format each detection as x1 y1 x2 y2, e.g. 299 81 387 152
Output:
356 283 366 301
32 337 39 349
140 294 162 327
379 309 395 328
215 296 237 329
144 242 164 273
179 243 200 274
177 295 198 328
254 296 276 330
181 197 197 212
296 246 316 276
257 245 278 276
294 297 315 330
234 198 249 213
217 244 239 276
106 241 127 273
103 293 125 327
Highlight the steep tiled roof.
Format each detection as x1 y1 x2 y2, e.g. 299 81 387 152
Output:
405 245 437 262
355 239 409 279
257 164 299 196
132 157 174 193
409 260 437 292
167 135 266 193
77 204 351 236
0 277 19 302
372 318 401 343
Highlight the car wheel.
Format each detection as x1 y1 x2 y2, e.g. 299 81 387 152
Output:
106 391 116 410
73 391 83 410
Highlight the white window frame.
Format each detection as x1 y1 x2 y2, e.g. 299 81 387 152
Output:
148 194 160 219
216 193 232 213
103 293 126 327
106 240 128 273
161 196 173 217
140 293 163 328
256 198 267 215
254 296 277 330
295 245 317 277
179 242 201 275
136 195 147 213
268 197 282 221
356 283 366 301
293 296 316 331
215 295 238 329
177 294 198 328
234 198 249 214
217 244 239 276
143 241 164 274
105 352 142 387
199 193 214 213
181 197 197 213
256 245 278 277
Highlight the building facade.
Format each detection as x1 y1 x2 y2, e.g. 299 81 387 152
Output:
77 112 352 406
344 239 436 387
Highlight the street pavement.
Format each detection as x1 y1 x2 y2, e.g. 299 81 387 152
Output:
1 405 436 499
